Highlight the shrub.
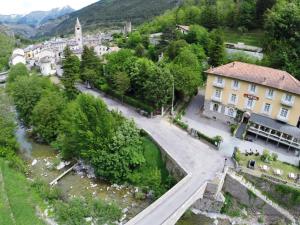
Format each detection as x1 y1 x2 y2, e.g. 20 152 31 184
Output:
31 179 63 202
234 149 241 163
230 124 238 135
261 149 272 163
173 118 189 130
272 153 278 161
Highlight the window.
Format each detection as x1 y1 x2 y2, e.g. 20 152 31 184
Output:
213 103 219 112
266 89 274 99
246 99 254 109
228 108 235 117
232 80 239 89
263 103 271 114
217 76 223 84
215 89 221 98
280 108 288 118
249 84 256 93
230 94 237 104
285 94 292 102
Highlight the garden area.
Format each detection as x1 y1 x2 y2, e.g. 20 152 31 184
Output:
235 149 300 183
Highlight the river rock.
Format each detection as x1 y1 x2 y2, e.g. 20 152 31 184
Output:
31 159 38 166
56 162 66 170
122 208 128 214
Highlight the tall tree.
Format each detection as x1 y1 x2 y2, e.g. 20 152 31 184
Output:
111 71 131 100
208 30 225 67
61 47 80 99
31 91 67 143
80 46 102 86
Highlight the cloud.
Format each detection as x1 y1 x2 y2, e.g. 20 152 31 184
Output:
0 0 98 15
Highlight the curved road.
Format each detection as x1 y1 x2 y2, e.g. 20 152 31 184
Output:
78 85 225 225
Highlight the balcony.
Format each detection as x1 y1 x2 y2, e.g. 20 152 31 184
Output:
276 114 288 123
211 95 222 103
281 98 294 107
213 81 225 89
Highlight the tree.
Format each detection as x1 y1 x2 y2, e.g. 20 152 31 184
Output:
208 30 225 67
56 94 145 182
7 63 29 83
143 66 173 109
135 43 146 57
127 31 142 48
167 39 188 60
256 0 276 26
9 75 55 126
169 48 202 99
185 25 209 48
80 46 102 86
61 47 80 99
237 0 257 29
31 91 67 143
200 4 219 30
264 1 300 78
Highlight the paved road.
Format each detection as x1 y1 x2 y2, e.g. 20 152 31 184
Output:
77 85 225 225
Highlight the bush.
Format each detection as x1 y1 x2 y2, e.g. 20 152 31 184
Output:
261 149 272 163
272 153 278 161
234 149 241 163
230 124 238 135
31 179 63 202
173 118 189 130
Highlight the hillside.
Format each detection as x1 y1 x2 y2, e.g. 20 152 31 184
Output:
0 30 15 71
45 0 180 36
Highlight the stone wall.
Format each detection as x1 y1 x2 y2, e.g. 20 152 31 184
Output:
223 173 293 224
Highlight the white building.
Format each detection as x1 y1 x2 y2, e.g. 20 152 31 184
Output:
11 49 26 65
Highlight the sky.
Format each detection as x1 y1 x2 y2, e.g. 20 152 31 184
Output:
0 0 99 15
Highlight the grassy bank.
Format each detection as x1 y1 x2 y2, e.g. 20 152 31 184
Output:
0 159 44 225
128 136 175 197
222 29 265 47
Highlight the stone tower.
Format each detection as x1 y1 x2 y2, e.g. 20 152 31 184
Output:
75 18 83 49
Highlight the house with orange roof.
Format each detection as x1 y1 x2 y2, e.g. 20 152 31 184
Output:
204 62 300 151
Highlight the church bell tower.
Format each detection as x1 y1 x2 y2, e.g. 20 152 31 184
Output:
75 18 83 49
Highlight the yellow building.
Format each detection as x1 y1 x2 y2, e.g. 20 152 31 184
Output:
204 62 300 151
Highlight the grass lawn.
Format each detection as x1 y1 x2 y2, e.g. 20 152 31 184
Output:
238 153 300 181
222 28 265 47
0 159 45 225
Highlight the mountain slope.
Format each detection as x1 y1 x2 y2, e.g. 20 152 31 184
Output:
49 0 180 35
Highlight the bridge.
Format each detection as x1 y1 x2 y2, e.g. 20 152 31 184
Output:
0 71 9 83
77 85 226 225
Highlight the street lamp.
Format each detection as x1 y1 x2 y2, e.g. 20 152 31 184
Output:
171 75 175 116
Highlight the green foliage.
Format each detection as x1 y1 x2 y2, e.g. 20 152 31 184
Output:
7 63 29 83
208 29 226 66
272 153 278 162
128 136 175 197
234 149 241 163
62 46 80 99
261 149 272 163
9 75 55 126
264 0 300 78
31 179 63 202
80 46 102 86
54 197 121 225
127 31 142 48
57 94 145 183
225 52 260 64
185 25 210 49
31 90 67 143
173 118 189 131
274 184 300 207
111 71 131 97
221 192 242 217
0 159 44 225
0 33 14 71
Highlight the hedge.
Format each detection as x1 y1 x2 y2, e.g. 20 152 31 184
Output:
96 84 155 114
197 131 222 147
173 118 189 130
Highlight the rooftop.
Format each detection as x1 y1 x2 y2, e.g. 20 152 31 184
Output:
206 62 300 95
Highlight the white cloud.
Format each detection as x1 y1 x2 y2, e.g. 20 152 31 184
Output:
0 0 98 15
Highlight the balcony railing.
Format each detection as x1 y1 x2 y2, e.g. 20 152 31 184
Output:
211 95 222 103
276 114 289 123
281 98 294 107
213 81 225 88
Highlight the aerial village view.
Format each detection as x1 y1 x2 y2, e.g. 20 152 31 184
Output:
0 0 299 224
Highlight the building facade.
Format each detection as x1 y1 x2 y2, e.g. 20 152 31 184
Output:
204 62 300 151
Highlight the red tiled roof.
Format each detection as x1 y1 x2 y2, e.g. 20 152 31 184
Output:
206 62 300 95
